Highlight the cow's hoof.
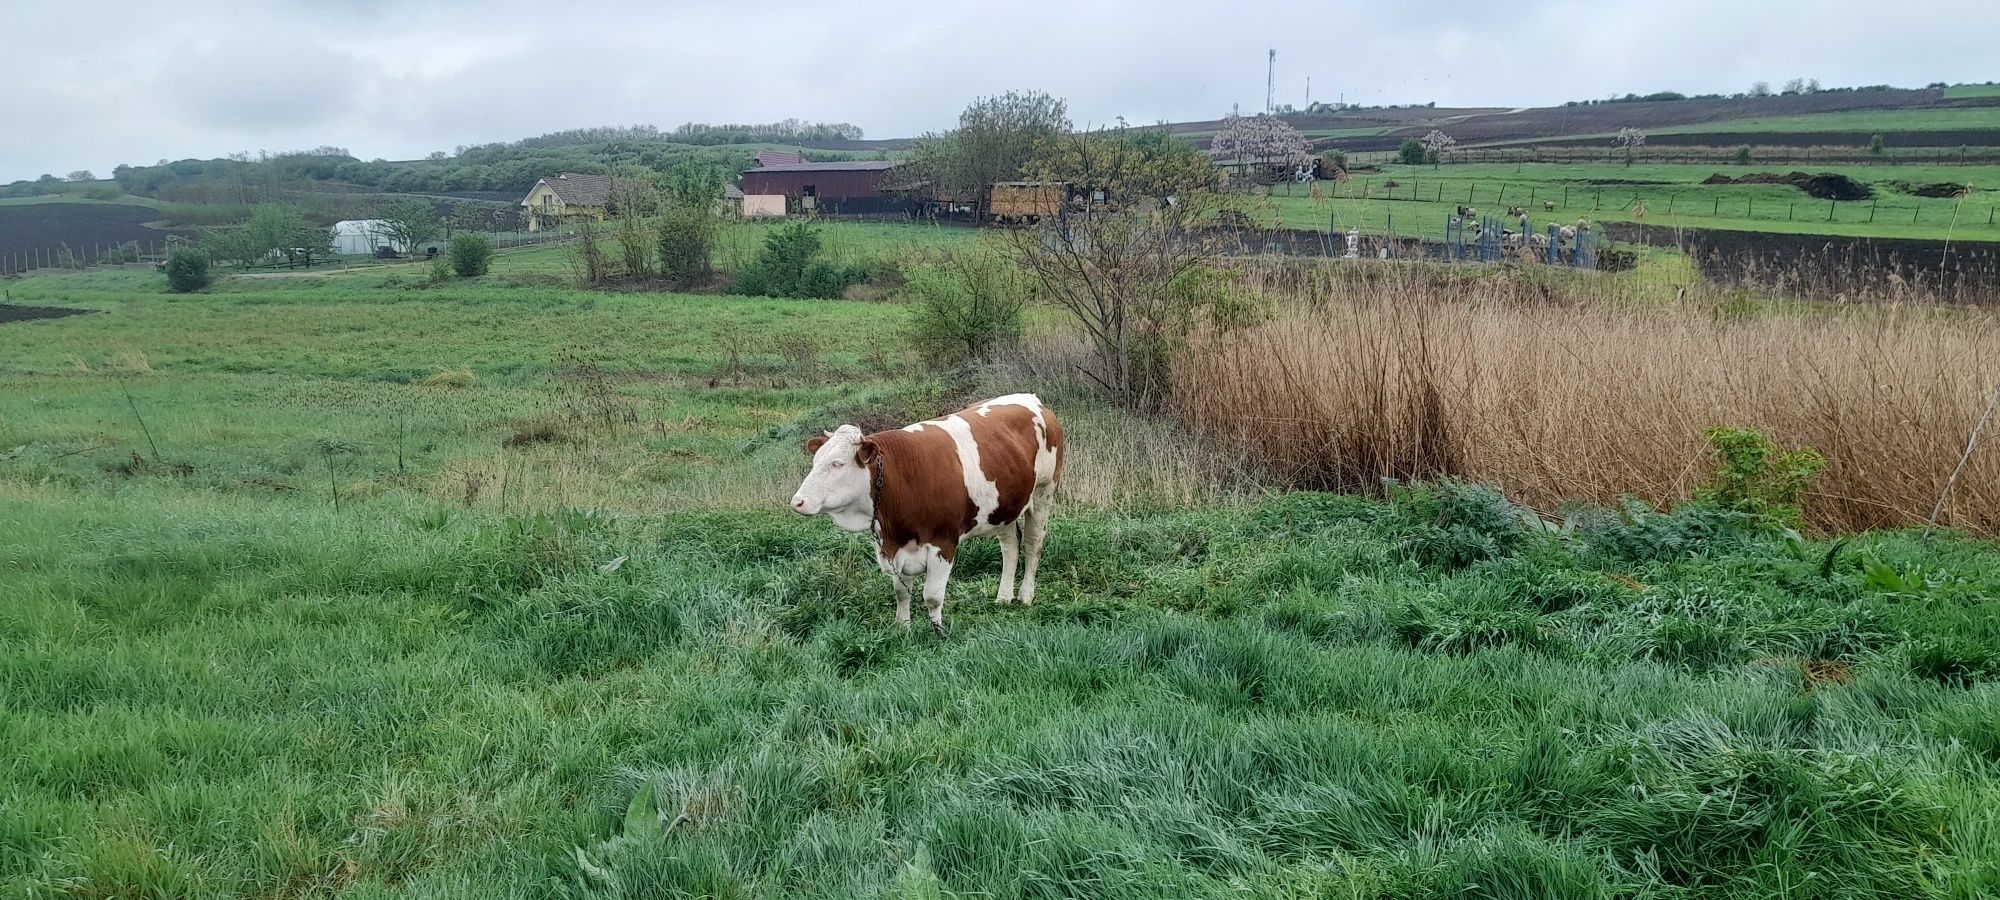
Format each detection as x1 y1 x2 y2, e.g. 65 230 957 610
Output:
930 621 949 638
995 597 1013 605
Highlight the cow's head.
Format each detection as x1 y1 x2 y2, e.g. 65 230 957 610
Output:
790 424 877 516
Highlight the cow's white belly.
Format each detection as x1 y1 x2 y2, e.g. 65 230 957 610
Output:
879 540 943 576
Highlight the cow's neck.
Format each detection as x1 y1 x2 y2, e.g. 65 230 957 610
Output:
827 502 874 533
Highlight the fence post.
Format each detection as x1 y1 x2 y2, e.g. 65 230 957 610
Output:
1748 198 1754 218
1563 185 1569 207
1788 204 1793 221
1828 200 1836 222
1713 196 1720 215
1869 200 1877 222
1913 207 1920 225
1667 194 1675 214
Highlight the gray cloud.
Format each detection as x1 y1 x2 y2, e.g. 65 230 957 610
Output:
8 0 1998 181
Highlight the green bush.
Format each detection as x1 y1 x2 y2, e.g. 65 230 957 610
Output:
447 233 492 277
1382 480 1533 569
1734 145 1753 165
1398 138 1428 166
1695 426 1824 527
902 252 1028 366
164 248 210 292
657 204 717 288
734 220 865 299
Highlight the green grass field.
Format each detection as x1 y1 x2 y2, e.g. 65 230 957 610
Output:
1646 106 2000 135
4 228 2000 898
1252 161 2000 242
1944 83 2000 99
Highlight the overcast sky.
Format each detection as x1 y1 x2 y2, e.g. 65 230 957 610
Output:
8 0 1997 183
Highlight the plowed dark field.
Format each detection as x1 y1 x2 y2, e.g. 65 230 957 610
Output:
0 202 162 264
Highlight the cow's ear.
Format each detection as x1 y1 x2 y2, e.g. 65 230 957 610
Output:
804 434 828 456
855 439 879 466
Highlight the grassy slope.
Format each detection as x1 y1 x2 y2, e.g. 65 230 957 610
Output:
1251 162 2000 242
1944 84 2000 100
1647 106 2000 135
3 234 1999 898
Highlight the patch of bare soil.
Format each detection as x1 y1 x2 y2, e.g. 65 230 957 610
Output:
1700 171 1872 200
1895 180 1970 198
0 304 93 324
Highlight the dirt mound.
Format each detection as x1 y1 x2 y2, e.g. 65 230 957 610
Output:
0 304 93 324
1895 180 1968 198
1700 171 1872 201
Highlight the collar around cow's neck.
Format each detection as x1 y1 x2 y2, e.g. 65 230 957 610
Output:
867 451 886 535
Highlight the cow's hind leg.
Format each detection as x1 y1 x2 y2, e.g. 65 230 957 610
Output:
923 546 954 636
996 522 1020 604
1018 489 1055 606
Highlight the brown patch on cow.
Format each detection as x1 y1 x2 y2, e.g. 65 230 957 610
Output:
805 434 828 456
958 403 1043 526
859 397 1066 567
862 425 973 564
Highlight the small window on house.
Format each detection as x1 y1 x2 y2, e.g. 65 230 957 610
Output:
542 194 554 212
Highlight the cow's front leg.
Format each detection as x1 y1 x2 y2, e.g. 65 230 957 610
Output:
996 523 1020 604
879 540 915 627
922 545 955 636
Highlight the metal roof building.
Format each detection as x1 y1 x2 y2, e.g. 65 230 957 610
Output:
739 160 903 215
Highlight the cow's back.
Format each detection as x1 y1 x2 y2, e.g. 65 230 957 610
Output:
867 395 1061 559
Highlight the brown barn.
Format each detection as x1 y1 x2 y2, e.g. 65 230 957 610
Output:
739 160 904 215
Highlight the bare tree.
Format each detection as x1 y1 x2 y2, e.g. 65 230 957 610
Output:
1749 81 1773 98
607 166 660 279
1003 128 1234 410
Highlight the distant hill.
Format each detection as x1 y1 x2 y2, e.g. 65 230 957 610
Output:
1165 86 2000 153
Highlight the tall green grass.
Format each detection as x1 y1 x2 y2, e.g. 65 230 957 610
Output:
2 264 1998 897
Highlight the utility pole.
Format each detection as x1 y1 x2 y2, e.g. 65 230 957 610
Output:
1266 49 1276 114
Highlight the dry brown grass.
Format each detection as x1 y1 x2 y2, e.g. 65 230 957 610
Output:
1172 263 2000 534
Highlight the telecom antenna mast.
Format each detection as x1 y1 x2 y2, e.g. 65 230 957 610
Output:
1266 49 1276 113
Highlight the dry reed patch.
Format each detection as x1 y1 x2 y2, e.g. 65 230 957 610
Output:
1173 275 2000 534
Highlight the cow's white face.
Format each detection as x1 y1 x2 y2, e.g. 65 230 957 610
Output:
790 425 875 523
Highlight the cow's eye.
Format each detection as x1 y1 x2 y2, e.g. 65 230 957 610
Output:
830 460 844 468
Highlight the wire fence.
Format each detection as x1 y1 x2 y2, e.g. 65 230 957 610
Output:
1261 174 1999 234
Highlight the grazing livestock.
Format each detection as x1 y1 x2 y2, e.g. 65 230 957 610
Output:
790 394 1065 634
1543 200 1557 211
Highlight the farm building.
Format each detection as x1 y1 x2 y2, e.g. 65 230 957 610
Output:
754 150 805 168
330 220 392 255
519 172 612 232
739 160 903 215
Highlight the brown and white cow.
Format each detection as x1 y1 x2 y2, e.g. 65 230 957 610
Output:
789 393 1064 634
